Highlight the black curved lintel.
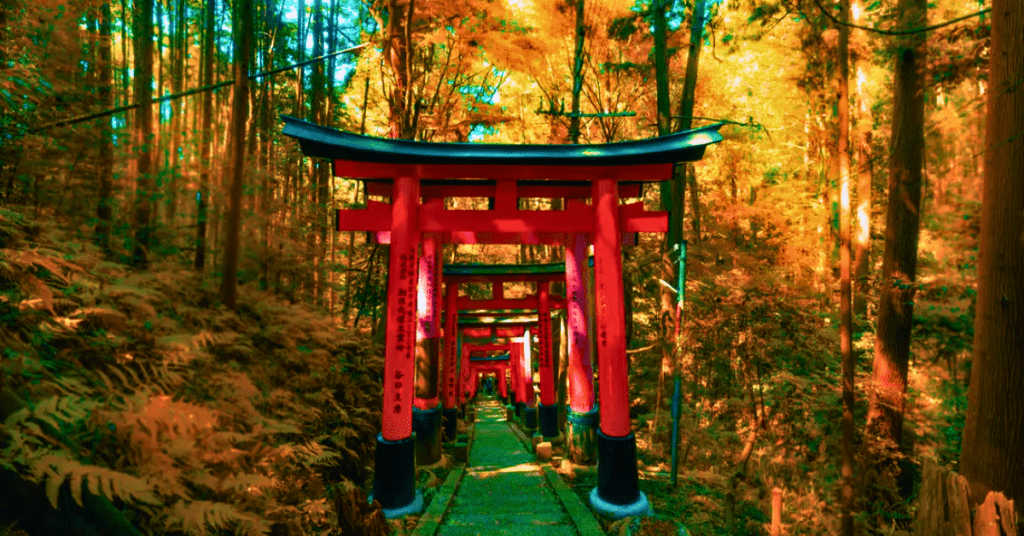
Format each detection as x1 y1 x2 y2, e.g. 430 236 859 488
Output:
281 115 723 166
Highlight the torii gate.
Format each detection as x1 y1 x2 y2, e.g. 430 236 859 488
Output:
456 316 538 427
442 263 567 439
282 115 723 519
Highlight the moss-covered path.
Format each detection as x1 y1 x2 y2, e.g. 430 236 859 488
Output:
433 399 601 536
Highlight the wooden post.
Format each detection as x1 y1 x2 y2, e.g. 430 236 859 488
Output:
589 177 650 517
538 281 559 438
372 176 423 517
593 178 630 438
771 487 782 536
441 282 459 441
413 233 442 464
566 230 597 463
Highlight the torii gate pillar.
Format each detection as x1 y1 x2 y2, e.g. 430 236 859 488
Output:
413 234 442 465
566 231 598 464
441 282 460 441
590 178 651 518
370 177 424 518
537 282 559 439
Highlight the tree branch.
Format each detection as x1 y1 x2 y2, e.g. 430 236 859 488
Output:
31 42 370 132
810 0 990 36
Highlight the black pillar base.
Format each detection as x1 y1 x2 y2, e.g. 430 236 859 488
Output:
515 402 524 419
523 406 538 431
442 408 458 442
539 403 559 438
413 404 442 465
371 434 423 518
590 431 651 519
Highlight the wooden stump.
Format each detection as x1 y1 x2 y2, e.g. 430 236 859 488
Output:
335 486 387 536
915 460 973 536
973 491 1017 536
914 460 1019 536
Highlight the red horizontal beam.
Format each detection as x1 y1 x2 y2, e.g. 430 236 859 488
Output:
461 326 527 338
339 201 665 236
334 160 673 181
452 296 566 311
364 181 642 199
463 343 513 352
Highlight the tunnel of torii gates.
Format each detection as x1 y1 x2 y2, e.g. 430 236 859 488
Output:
442 262 569 444
282 115 724 520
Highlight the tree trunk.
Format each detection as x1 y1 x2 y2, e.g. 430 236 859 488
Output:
836 2 855 535
568 0 585 144
688 164 701 240
194 0 216 271
167 0 186 228
853 129 872 318
131 0 155 268
958 0 1024 509
312 0 328 307
654 0 704 457
385 0 416 139
94 2 114 254
219 0 252 308
867 0 927 447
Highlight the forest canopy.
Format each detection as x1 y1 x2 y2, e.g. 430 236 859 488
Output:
1 0 1021 534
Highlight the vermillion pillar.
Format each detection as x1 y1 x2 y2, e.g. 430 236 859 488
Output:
511 342 524 418
537 282 559 439
589 178 651 518
441 282 459 441
522 329 538 433
371 177 423 518
566 230 598 464
413 234 442 464
497 363 509 398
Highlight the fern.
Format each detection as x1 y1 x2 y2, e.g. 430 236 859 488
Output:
166 500 271 536
33 453 160 508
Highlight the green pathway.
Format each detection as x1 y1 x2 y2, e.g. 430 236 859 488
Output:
435 400 586 536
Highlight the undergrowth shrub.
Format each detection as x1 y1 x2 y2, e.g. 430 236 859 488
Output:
0 208 385 535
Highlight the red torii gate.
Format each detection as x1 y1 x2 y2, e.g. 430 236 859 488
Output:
442 263 567 439
456 317 537 426
282 115 723 520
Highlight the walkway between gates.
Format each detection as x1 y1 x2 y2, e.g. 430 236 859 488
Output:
415 398 605 536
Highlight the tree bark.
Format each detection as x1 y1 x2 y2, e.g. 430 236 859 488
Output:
131 0 155 267
311 0 327 306
194 0 216 271
385 0 416 139
836 2 854 535
958 0 1024 508
867 0 927 447
94 2 114 254
219 0 252 308
167 0 186 228
568 0 586 144
853 129 872 317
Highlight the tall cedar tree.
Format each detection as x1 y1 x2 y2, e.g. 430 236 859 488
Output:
958 0 1024 507
836 1 855 534
94 2 114 253
386 0 416 140
568 0 585 144
195 0 216 270
867 0 926 446
132 0 155 267
652 0 704 444
220 0 253 308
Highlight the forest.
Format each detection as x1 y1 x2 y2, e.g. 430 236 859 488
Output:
0 0 1021 534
